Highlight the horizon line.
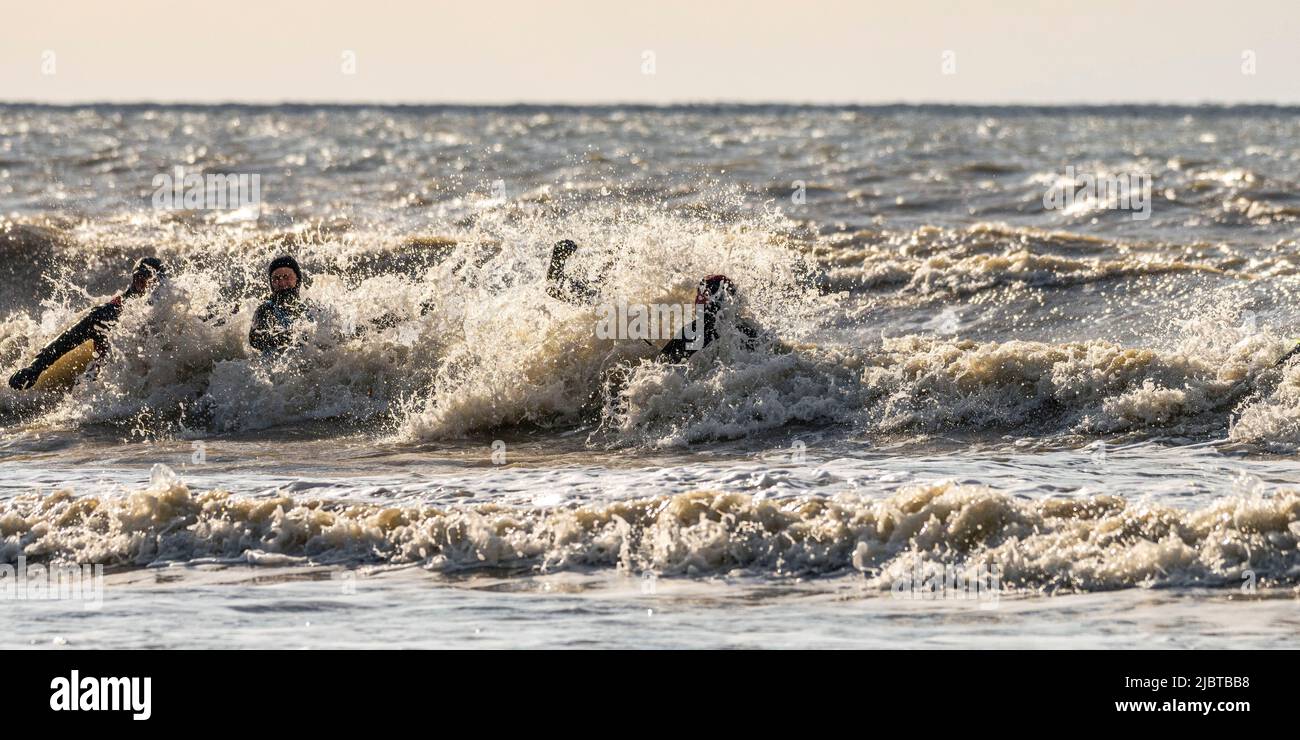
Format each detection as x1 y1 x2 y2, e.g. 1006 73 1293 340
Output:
4 99 1300 110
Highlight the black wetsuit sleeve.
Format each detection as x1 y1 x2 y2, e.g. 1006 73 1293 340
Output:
658 318 699 363
658 337 690 363
657 315 761 362
545 279 566 302
547 275 598 305
1276 343 1300 368
572 279 598 303
248 303 276 353
26 302 119 375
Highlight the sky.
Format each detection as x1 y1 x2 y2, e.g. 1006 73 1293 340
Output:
2 0 1297 104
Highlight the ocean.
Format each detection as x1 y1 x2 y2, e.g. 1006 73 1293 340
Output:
2 104 1299 648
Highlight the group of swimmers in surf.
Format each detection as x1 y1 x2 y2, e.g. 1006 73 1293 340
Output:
7 242 759 391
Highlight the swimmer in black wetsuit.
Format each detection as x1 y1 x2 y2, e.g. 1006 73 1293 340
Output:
594 273 764 419
249 255 318 357
658 274 760 362
546 239 599 305
8 257 167 390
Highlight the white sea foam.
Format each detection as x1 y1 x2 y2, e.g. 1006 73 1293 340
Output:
3 474 1297 593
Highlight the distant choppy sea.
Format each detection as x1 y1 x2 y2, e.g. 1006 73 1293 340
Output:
2 104 1299 648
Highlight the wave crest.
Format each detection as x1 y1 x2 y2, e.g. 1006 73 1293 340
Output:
4 471 1297 591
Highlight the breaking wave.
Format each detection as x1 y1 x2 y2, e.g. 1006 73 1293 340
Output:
2 213 1299 450
0 204 829 437
3 468 1297 592
818 223 1242 296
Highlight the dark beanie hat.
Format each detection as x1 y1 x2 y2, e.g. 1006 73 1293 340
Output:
132 257 166 278
268 255 303 284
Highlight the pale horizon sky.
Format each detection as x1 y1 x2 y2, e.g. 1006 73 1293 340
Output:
2 0 1297 105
